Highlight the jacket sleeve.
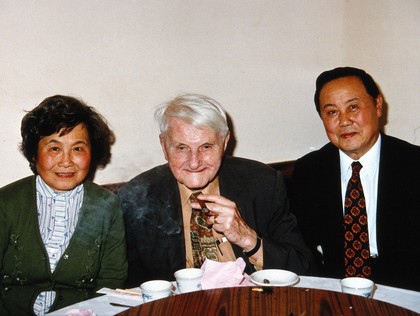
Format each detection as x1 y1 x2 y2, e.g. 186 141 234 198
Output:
95 196 128 290
258 170 314 275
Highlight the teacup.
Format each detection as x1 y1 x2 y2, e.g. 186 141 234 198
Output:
140 280 173 303
174 268 204 293
341 277 375 298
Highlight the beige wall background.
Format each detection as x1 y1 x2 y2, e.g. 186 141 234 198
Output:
1 0 419 186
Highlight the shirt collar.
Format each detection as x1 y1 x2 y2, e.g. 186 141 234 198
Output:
178 177 220 208
339 134 381 180
36 175 84 199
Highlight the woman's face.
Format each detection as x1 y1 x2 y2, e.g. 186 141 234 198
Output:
35 123 92 192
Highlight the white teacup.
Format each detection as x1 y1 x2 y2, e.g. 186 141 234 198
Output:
140 280 173 303
174 268 204 293
341 277 375 298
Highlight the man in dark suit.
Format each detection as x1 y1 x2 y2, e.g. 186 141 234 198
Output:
291 67 420 291
118 93 312 286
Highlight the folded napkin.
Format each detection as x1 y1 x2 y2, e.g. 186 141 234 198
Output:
65 309 96 316
201 258 254 289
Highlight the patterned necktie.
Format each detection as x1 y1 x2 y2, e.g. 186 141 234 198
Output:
189 194 219 268
343 161 371 278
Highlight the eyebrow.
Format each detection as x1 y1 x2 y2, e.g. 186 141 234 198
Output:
45 139 89 146
344 97 360 104
322 97 361 109
321 103 336 110
172 140 215 146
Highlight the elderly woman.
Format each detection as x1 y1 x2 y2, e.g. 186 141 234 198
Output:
0 95 127 315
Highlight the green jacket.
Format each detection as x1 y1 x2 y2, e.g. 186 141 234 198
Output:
0 176 127 315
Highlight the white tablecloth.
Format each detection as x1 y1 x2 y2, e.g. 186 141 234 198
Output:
295 276 420 313
46 276 420 315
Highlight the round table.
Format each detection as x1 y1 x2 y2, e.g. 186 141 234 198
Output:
116 286 418 316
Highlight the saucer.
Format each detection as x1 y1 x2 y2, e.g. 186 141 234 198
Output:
250 269 299 287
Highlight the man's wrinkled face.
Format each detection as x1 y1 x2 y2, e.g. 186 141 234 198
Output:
319 76 382 160
160 117 229 190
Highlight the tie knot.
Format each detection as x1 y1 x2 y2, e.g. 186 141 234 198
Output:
351 161 363 175
189 191 202 204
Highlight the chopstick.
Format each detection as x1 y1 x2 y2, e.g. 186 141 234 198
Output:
115 288 142 296
110 302 135 308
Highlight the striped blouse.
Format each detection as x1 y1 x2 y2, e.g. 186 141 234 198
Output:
33 176 84 315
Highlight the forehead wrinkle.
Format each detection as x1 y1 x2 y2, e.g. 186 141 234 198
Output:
321 96 361 110
167 127 218 148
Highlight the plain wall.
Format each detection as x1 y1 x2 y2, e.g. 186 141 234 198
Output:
0 0 419 186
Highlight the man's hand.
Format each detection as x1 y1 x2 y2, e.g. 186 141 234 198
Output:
191 193 258 252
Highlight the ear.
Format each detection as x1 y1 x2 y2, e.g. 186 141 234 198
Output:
223 131 230 151
159 134 169 161
375 94 383 118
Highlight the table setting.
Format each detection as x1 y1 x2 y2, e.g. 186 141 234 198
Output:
46 258 420 315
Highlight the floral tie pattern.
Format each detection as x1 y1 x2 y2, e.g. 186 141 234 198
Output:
190 194 219 268
344 161 371 278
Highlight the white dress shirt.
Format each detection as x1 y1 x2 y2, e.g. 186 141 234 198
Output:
339 135 381 257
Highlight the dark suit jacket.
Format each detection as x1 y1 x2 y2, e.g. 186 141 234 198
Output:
118 156 312 287
291 134 420 291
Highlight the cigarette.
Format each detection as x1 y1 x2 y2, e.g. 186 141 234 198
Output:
190 192 210 214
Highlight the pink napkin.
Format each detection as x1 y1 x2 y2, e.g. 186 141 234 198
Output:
200 258 254 289
65 309 96 316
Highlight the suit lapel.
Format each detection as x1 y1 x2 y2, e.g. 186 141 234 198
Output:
158 171 187 271
374 134 394 254
319 145 346 259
